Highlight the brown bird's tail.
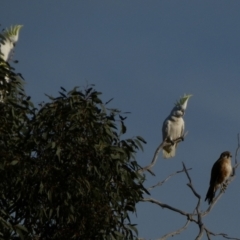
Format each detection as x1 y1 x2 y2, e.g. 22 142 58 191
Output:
205 185 215 204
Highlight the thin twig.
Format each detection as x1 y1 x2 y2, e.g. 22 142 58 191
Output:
141 198 193 218
139 135 240 240
139 132 188 174
158 220 190 240
234 133 240 165
204 227 240 240
138 142 163 176
182 162 204 240
148 167 192 191
206 230 211 240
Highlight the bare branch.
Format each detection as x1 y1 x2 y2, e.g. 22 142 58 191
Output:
139 132 188 174
148 167 192 191
141 198 193 218
158 220 190 240
140 134 240 239
182 162 204 240
182 162 201 205
138 142 163 176
206 230 212 240
234 133 240 165
195 226 205 240
182 162 192 183
204 227 240 240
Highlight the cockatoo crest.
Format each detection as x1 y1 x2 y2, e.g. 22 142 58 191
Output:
0 25 24 103
0 25 23 61
175 94 192 110
2 25 23 43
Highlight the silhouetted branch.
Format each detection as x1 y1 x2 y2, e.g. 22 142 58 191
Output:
158 220 190 240
182 162 204 239
141 198 193 218
148 166 192 191
204 227 240 240
139 134 240 239
139 132 188 175
234 133 240 165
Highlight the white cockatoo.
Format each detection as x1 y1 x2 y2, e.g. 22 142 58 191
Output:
0 25 23 102
162 94 192 158
0 25 23 62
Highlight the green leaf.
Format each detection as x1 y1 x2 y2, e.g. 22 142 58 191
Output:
0 59 146 239
136 136 147 144
15 228 24 240
48 190 52 202
14 224 28 233
121 121 127 134
134 139 144 151
10 160 18 165
52 142 56 148
49 209 53 218
125 224 138 235
56 146 61 160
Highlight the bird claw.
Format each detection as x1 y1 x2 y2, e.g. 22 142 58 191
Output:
164 137 174 146
221 183 228 193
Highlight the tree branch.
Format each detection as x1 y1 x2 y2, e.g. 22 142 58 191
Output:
141 198 193 218
139 132 188 175
204 227 240 240
139 134 240 239
158 220 190 240
234 133 240 165
182 162 204 240
147 166 192 191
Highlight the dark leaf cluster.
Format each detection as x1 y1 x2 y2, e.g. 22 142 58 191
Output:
0 60 147 240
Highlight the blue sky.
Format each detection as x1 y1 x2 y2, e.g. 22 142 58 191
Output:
1 1 240 239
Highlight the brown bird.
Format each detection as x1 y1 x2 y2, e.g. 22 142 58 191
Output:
205 151 232 204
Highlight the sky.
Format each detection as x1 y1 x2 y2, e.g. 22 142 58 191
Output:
1 1 240 239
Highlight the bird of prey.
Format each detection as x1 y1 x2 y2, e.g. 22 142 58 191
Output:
205 151 233 204
162 94 192 158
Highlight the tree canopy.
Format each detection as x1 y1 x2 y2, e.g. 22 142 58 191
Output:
0 59 148 239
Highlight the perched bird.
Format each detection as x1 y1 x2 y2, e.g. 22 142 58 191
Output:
205 151 233 204
0 25 23 62
0 25 23 102
162 94 192 158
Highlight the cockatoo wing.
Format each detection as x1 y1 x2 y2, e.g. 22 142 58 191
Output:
162 118 176 158
162 118 170 141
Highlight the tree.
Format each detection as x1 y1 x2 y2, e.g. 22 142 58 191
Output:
0 57 148 239
138 133 240 240
1 24 239 240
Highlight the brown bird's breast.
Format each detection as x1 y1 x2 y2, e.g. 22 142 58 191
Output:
217 159 232 184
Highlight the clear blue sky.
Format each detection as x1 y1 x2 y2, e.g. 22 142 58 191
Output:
1 1 240 239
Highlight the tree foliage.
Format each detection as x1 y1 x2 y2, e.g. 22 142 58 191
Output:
0 59 148 239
